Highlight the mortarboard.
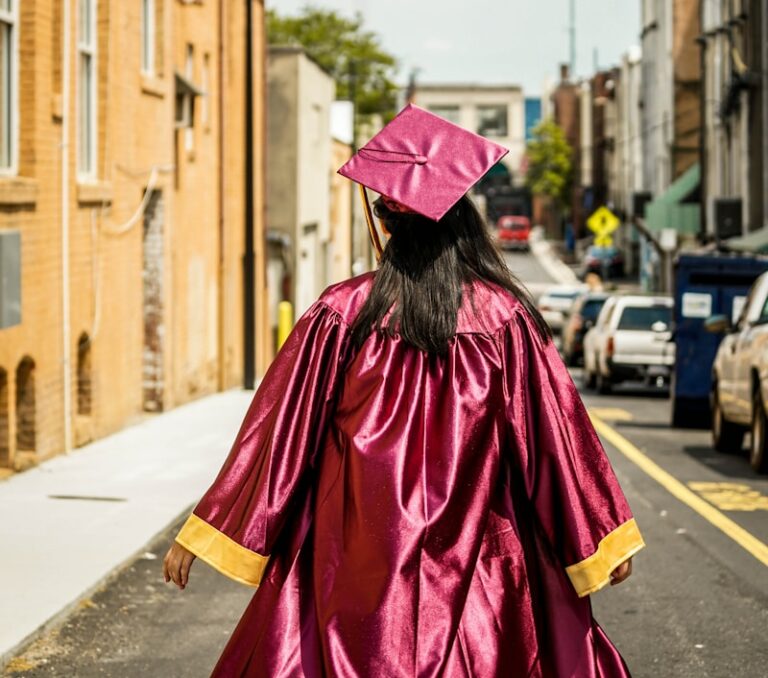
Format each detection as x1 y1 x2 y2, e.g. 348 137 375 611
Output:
337 103 509 257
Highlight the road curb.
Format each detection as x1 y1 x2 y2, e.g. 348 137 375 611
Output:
529 229 580 285
0 504 195 670
0 388 255 669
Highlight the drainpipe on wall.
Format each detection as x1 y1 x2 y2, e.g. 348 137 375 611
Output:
243 0 256 389
696 21 708 240
216 0 226 390
763 0 768 229
61 0 73 454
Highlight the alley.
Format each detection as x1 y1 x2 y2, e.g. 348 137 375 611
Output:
5 251 767 678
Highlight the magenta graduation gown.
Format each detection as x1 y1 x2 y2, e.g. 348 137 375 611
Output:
176 273 645 678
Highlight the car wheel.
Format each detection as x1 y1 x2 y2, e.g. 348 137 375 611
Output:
711 385 745 453
565 347 579 367
583 363 596 389
597 370 612 395
750 389 768 473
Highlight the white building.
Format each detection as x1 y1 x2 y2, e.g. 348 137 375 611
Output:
640 0 676 197
610 48 644 218
267 46 335 320
409 84 526 185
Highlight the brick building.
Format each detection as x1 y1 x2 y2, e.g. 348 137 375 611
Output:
536 64 581 239
0 0 268 471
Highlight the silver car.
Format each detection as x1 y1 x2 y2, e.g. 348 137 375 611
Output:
583 295 675 394
707 271 768 473
537 285 586 334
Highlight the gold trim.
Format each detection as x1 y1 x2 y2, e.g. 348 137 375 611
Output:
359 184 384 261
175 514 269 587
565 518 645 597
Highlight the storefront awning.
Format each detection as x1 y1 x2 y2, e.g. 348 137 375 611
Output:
724 227 768 254
174 71 204 97
646 164 700 236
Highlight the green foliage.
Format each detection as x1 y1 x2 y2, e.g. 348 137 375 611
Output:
267 6 399 118
524 119 573 210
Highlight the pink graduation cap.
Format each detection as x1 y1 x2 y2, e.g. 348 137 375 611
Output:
338 103 509 223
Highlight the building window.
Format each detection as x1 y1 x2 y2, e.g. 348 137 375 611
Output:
77 333 92 416
201 52 209 128
428 105 460 125
15 356 35 452
476 105 508 137
0 0 18 173
77 0 97 178
0 367 8 466
184 44 194 151
141 0 155 75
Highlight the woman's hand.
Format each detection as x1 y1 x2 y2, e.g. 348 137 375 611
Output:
163 542 196 590
609 557 633 586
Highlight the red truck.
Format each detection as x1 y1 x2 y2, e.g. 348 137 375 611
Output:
495 215 531 251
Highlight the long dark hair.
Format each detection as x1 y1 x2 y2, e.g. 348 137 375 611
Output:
350 195 551 355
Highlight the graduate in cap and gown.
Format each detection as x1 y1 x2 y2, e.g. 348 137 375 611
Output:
164 104 645 677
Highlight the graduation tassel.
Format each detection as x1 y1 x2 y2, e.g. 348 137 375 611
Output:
359 184 384 262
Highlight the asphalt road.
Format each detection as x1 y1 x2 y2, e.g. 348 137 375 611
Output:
504 248 557 286
5 254 767 677
583 379 768 678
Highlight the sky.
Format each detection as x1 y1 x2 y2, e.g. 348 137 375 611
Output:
267 0 641 96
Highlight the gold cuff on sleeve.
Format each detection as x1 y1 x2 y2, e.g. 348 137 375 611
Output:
565 518 645 598
175 513 269 588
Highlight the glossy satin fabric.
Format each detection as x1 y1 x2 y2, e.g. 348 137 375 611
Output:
337 104 508 221
195 273 635 677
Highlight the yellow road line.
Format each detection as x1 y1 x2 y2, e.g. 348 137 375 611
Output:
588 407 634 422
589 412 768 567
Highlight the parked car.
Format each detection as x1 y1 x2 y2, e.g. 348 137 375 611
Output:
537 285 586 334
562 292 610 366
580 245 625 280
705 271 768 472
583 295 675 394
495 215 532 251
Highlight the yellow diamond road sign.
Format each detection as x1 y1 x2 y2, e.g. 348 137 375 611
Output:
587 206 620 246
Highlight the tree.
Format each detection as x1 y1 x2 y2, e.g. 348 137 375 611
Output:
524 119 573 212
267 6 399 119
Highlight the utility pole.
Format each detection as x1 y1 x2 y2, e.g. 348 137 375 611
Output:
243 0 256 389
569 0 576 77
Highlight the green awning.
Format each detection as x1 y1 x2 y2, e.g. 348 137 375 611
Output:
485 161 510 176
646 164 701 235
724 227 768 254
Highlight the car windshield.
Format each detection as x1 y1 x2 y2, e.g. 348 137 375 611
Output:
502 221 527 230
549 291 579 300
617 305 671 330
581 298 606 321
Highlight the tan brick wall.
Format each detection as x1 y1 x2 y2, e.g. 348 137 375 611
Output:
672 0 701 180
0 0 267 470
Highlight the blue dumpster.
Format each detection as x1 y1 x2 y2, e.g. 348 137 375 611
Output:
671 252 768 427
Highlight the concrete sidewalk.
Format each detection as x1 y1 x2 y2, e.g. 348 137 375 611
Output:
0 389 254 666
528 227 581 286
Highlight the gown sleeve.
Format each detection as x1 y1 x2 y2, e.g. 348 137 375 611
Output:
501 305 645 597
174 301 350 587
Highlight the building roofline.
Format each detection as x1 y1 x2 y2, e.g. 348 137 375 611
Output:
414 83 523 93
268 44 333 78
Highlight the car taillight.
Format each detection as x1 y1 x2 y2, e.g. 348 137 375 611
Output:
606 336 615 357
539 304 551 312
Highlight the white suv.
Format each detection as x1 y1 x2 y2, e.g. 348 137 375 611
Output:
583 295 675 394
707 271 768 473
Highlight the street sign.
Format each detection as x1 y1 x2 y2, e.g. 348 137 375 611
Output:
587 206 620 246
